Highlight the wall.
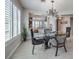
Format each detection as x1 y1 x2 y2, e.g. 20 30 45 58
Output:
58 16 71 34
5 0 23 59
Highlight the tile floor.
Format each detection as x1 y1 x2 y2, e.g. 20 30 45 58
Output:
11 38 73 59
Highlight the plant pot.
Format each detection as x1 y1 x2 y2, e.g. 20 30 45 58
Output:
23 37 26 41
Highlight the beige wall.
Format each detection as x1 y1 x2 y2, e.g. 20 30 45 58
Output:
58 16 70 34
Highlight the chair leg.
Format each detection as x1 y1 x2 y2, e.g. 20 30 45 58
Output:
55 44 58 56
64 43 67 52
32 45 35 55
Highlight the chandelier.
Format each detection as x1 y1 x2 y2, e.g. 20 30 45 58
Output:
41 0 46 2
48 0 58 16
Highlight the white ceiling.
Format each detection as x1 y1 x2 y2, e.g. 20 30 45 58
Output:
19 0 73 14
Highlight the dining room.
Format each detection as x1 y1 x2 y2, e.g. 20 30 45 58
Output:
5 0 73 59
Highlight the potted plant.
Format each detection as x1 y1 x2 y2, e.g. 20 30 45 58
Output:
21 26 27 41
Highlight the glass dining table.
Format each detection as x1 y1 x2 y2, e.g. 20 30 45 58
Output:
33 31 56 49
33 30 67 56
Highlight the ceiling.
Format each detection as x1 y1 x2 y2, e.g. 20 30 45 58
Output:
19 0 73 14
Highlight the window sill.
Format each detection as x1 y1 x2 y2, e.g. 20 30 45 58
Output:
5 34 21 47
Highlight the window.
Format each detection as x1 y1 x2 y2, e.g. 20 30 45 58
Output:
17 10 21 34
5 0 12 41
13 4 17 37
32 20 43 29
5 0 21 41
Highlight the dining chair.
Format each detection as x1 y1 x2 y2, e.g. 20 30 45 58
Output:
30 29 45 55
51 27 71 56
44 29 53 49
